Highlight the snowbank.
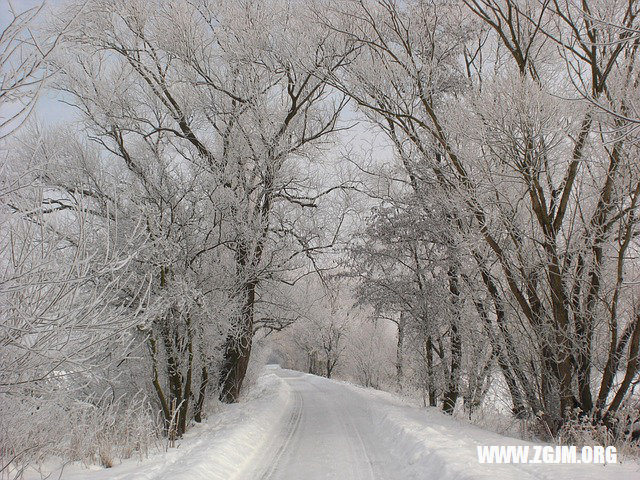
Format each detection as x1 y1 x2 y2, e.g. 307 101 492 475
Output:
342 381 640 480
28 366 291 480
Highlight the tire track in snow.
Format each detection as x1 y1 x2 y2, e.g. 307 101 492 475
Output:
306 377 376 480
337 403 377 480
257 389 304 480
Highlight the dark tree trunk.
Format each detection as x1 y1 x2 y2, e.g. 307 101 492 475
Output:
475 253 542 416
194 364 208 423
308 351 318 375
396 312 405 388
218 280 256 403
177 324 194 436
604 312 640 420
426 336 437 407
465 350 494 417
147 317 194 437
473 297 527 418
442 266 462 415
442 319 461 414
218 330 253 403
148 335 170 424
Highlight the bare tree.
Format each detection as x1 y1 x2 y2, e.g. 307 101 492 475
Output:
0 0 74 138
330 0 640 434
0 130 152 477
52 0 354 412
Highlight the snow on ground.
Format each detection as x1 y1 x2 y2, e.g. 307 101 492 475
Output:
24 367 292 480
26 366 640 479
339 380 640 480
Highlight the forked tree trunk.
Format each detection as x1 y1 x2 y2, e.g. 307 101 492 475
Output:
148 318 194 437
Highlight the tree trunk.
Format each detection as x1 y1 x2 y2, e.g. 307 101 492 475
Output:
442 320 461 414
396 312 405 388
426 336 437 407
308 351 318 375
194 364 208 423
148 334 170 427
473 297 527 418
604 311 640 420
218 280 256 403
442 266 462 415
154 311 193 437
178 325 194 436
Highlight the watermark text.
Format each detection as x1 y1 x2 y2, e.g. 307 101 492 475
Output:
477 445 617 464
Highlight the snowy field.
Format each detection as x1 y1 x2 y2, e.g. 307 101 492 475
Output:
26 366 640 480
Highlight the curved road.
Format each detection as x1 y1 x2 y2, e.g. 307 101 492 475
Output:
245 369 405 480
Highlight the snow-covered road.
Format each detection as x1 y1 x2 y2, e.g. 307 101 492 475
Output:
44 366 640 480
240 367 640 480
245 368 400 480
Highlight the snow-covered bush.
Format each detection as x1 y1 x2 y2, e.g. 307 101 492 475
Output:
0 380 159 476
